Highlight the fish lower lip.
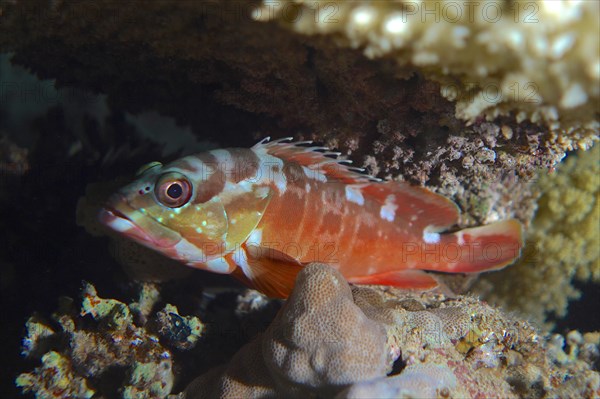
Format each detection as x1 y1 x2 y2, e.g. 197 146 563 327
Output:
98 207 137 233
98 206 180 249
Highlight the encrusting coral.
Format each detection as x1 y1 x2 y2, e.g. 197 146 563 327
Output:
183 264 600 399
475 144 600 326
16 283 203 399
255 0 600 152
183 263 390 398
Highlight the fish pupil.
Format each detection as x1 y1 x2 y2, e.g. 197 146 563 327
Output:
167 183 183 199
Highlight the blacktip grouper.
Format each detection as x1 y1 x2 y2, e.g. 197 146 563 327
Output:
99 137 523 298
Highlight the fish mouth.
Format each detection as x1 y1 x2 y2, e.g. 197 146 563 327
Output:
98 195 181 249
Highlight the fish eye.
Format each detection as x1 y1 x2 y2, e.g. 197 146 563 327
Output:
167 183 183 199
155 173 192 208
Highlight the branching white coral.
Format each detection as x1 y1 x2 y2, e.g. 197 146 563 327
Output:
254 0 599 150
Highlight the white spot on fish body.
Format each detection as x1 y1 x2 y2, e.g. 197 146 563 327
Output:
423 232 441 244
254 186 270 199
345 185 365 205
380 195 398 222
234 247 252 278
305 183 311 193
247 229 262 246
456 231 465 246
235 180 254 193
195 227 203 233
205 257 233 274
211 149 235 173
176 156 213 182
174 239 204 261
302 166 327 182
254 153 287 194
272 171 287 194
202 220 207 226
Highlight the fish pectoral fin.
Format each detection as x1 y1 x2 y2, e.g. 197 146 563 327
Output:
231 248 305 299
347 269 439 290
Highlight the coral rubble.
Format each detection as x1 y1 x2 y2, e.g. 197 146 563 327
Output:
476 144 600 326
183 264 600 398
16 283 203 399
16 351 95 399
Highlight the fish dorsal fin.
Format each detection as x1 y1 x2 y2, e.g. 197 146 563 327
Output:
253 137 381 184
254 137 459 231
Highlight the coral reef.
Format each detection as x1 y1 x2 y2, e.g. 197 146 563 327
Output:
1 1 598 397
183 264 600 398
475 144 600 326
255 0 600 152
16 283 203 399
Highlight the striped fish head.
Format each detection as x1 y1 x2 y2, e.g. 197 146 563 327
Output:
99 158 230 267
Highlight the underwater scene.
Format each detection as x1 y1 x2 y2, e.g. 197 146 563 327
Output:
0 1 599 398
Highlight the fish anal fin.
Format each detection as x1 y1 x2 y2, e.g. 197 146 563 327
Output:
230 247 305 298
348 269 439 291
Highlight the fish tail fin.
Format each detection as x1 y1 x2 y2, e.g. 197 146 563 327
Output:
431 219 524 273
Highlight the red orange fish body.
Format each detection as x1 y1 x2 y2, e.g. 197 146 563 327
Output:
100 138 523 298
